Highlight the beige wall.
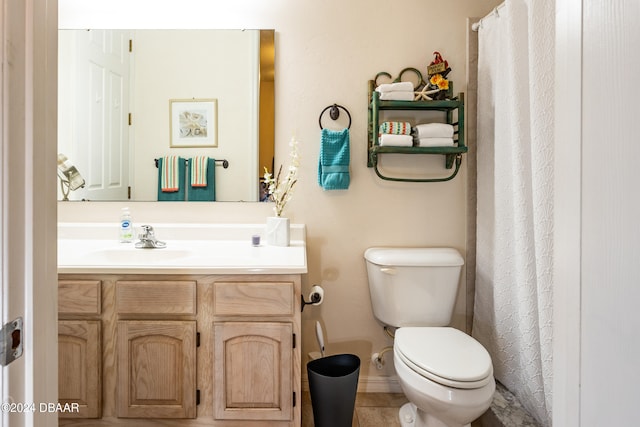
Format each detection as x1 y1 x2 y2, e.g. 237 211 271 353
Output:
58 0 502 390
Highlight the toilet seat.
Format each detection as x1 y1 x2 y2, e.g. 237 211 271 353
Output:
395 327 493 389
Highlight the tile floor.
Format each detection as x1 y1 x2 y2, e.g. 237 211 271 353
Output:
302 392 408 427
302 392 486 427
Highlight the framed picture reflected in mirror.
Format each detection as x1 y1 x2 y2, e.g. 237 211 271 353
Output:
169 98 218 147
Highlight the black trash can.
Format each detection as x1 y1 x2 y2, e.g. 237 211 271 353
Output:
307 354 360 427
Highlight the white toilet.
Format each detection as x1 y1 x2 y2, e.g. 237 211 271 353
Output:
364 247 495 427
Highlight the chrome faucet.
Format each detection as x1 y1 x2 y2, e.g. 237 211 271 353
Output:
135 225 167 249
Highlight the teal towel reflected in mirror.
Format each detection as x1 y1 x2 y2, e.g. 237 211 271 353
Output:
157 157 186 201
187 158 216 201
157 157 216 201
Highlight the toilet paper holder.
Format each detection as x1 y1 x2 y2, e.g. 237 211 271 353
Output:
301 285 324 312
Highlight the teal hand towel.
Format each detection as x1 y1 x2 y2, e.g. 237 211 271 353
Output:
318 128 350 190
157 157 186 201
187 158 216 201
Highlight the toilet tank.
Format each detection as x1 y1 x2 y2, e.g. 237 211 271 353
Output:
364 247 464 328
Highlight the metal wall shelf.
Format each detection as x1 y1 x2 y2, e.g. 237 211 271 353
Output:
367 77 466 182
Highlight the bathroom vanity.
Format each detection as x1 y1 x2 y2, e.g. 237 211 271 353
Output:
57 223 306 427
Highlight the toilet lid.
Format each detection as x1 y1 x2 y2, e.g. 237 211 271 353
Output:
395 327 493 389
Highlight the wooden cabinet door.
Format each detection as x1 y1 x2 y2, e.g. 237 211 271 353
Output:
117 321 196 419
58 320 102 419
214 322 293 421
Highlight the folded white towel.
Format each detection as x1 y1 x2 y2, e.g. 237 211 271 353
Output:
376 81 414 93
415 137 455 147
379 91 415 101
379 134 414 147
414 123 455 138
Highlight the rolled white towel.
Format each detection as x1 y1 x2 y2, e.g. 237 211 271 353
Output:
415 137 455 147
376 81 414 93
414 123 455 138
379 91 415 101
379 134 414 147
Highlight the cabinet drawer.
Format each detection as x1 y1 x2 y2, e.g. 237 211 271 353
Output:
214 281 294 316
58 280 101 315
116 281 196 315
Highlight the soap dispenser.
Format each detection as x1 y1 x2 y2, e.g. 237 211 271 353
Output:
120 207 133 242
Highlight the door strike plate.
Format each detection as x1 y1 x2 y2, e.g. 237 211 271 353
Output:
0 318 23 366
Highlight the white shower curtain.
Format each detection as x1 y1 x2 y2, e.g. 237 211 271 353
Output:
473 1 554 426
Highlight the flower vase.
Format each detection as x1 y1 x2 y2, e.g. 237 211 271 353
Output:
266 216 290 247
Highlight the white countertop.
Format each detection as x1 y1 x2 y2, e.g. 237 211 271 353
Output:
58 223 307 275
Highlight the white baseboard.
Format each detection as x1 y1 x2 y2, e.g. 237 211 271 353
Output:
302 374 403 393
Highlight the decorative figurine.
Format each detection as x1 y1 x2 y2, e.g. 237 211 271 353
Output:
426 51 452 100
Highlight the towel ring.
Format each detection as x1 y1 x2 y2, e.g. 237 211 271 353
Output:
319 104 351 130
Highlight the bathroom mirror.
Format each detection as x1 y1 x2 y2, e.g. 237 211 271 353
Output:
58 29 275 202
